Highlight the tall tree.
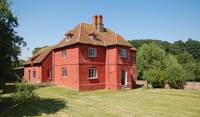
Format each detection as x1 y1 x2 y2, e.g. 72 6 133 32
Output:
0 0 26 86
136 43 166 79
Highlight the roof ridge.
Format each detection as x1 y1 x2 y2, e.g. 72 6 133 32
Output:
77 23 82 42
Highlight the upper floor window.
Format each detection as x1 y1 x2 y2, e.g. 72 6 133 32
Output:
120 48 127 58
62 49 66 58
88 67 97 79
88 48 97 57
33 71 36 78
62 67 67 77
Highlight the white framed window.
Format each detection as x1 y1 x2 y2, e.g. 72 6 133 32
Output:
120 48 127 58
33 71 36 78
62 49 66 58
88 48 97 57
62 67 67 77
88 67 97 79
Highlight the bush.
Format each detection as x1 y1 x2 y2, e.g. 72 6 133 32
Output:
165 55 186 89
12 82 38 103
144 68 166 88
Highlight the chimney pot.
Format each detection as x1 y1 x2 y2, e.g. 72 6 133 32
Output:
93 15 104 32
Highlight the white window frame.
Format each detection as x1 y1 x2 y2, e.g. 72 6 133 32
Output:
120 48 127 58
62 49 66 59
88 48 97 57
88 67 97 79
62 67 67 77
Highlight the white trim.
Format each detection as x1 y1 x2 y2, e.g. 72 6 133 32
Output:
125 71 128 86
88 67 98 79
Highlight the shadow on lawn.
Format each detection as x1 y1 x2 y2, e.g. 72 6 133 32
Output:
1 98 67 117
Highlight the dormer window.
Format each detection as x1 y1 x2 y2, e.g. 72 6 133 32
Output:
120 48 127 58
89 33 96 40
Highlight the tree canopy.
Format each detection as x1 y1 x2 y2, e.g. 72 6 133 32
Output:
0 0 26 85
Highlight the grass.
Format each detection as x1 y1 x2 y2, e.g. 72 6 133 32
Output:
1 86 200 117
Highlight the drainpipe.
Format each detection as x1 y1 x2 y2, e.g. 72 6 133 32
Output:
106 46 110 90
52 50 55 84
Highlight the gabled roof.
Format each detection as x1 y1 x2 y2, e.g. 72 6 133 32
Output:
24 46 54 65
25 22 136 65
54 23 133 49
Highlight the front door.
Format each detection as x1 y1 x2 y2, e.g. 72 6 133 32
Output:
121 70 127 85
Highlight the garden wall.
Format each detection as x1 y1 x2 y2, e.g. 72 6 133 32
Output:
184 82 200 90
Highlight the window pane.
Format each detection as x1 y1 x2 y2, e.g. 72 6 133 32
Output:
120 49 127 58
62 68 67 77
62 50 66 58
88 68 97 79
88 48 97 57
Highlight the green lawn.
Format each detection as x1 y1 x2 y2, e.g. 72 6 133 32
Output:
2 86 200 117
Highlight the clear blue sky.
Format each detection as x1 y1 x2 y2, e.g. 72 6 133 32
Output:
11 0 200 59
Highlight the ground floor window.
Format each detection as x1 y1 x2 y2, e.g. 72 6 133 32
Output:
33 71 36 78
47 69 51 78
88 67 97 79
62 67 67 77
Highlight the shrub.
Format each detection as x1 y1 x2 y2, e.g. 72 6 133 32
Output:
12 82 38 103
144 68 166 88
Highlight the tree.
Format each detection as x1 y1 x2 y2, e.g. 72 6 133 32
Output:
175 52 194 65
137 43 166 73
185 39 200 61
14 59 25 67
32 46 48 55
0 0 26 88
165 55 186 89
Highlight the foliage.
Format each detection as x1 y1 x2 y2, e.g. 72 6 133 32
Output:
129 38 200 61
183 62 200 82
137 43 166 73
0 0 26 88
12 82 38 102
175 52 194 64
185 39 200 61
14 59 25 67
130 38 200 83
165 55 186 88
143 68 166 88
32 46 48 55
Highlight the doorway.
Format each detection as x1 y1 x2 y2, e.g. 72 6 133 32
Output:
28 70 31 82
121 70 127 86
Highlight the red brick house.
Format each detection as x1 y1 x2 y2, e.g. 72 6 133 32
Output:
24 15 137 91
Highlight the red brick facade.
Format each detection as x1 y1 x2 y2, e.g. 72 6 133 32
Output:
24 15 137 91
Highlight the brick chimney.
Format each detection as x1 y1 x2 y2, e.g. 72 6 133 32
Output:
93 15 104 32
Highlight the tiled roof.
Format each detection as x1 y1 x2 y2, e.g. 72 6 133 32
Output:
24 46 54 65
54 23 133 49
25 23 136 65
